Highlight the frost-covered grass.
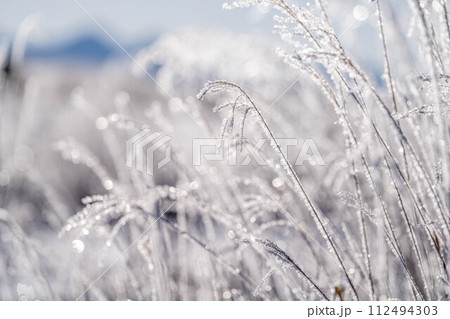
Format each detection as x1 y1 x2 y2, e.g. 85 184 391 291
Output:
0 0 449 300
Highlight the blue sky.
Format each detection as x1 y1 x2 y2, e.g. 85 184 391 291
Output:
0 0 275 45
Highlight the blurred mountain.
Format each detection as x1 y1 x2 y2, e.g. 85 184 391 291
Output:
24 34 156 64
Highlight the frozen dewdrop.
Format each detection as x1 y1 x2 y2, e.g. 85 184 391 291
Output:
432 1 441 11
103 179 114 190
191 181 199 190
227 230 236 239
81 228 89 236
185 96 196 104
353 5 369 22
168 186 177 200
109 113 120 122
72 239 85 253
222 291 232 299
272 177 284 188
95 117 108 130
70 149 81 164
114 91 130 106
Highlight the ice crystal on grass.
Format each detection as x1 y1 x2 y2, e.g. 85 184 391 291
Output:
338 191 375 222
